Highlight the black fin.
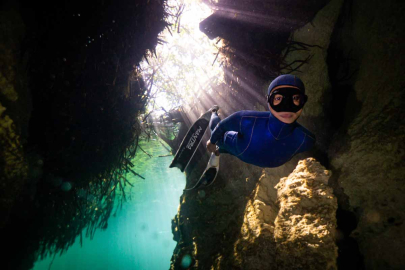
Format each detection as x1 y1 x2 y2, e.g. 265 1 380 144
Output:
169 110 211 172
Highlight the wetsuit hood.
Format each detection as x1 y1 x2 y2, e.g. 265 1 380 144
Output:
267 74 305 95
268 111 297 139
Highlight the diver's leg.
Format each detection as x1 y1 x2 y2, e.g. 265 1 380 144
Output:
196 106 221 188
209 109 221 156
209 111 221 133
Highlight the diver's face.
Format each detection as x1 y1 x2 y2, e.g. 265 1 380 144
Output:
268 85 303 124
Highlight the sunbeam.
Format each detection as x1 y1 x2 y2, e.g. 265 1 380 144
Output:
140 0 224 117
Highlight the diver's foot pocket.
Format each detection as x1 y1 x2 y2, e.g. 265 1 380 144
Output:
184 154 220 191
199 167 217 187
184 167 218 191
208 152 220 167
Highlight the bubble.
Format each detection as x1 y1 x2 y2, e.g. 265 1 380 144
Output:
61 181 72 192
180 254 192 268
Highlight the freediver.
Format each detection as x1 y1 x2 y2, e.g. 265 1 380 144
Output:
199 74 315 187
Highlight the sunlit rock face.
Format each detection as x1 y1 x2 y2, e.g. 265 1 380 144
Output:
274 158 337 270
171 158 336 270
232 159 337 270
232 172 278 269
281 0 405 268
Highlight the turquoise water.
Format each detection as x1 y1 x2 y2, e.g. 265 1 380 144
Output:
33 138 185 270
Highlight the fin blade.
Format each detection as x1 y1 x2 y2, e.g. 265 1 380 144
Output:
169 110 212 172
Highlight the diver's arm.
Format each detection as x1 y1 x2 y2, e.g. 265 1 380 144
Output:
209 111 244 144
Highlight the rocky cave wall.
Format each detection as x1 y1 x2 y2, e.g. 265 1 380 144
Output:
170 0 405 269
0 1 30 230
0 0 169 269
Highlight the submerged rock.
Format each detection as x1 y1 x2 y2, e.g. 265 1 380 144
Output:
274 158 337 270
232 158 337 270
282 0 405 267
170 0 405 268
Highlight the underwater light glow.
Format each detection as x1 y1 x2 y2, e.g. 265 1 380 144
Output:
140 0 224 115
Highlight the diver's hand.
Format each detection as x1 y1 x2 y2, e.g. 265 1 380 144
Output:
206 140 217 153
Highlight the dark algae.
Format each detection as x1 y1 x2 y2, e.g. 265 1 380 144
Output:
1 0 170 269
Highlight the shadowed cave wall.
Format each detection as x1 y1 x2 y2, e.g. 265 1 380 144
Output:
0 0 169 269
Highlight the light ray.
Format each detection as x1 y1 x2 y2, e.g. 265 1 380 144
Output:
140 0 225 117
223 68 265 108
206 5 301 29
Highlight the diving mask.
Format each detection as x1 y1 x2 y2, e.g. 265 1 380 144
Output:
267 88 307 113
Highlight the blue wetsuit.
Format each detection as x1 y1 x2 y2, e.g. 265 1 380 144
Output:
209 110 315 168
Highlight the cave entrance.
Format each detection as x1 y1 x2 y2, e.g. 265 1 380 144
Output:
31 1 222 269
139 0 224 145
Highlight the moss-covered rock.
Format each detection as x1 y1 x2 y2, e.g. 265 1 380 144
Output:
0 103 28 229
0 3 30 229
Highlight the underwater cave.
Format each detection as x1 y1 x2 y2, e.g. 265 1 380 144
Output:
0 0 404 269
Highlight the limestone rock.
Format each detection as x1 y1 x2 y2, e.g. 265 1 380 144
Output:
170 0 405 269
232 172 278 270
274 158 337 270
283 0 405 267
170 154 263 270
